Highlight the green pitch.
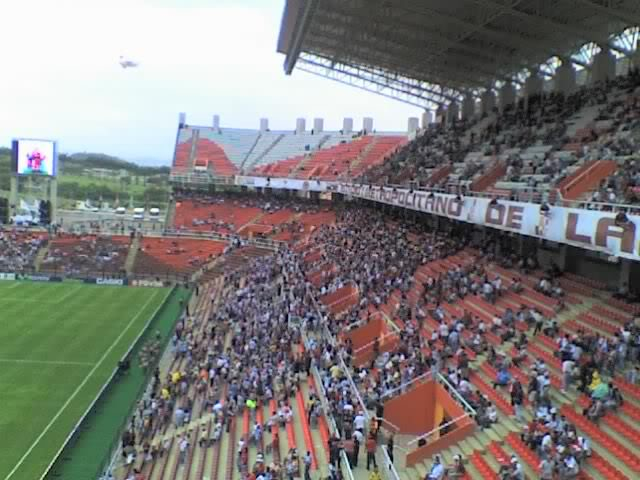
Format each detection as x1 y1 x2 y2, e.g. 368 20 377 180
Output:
0 281 170 480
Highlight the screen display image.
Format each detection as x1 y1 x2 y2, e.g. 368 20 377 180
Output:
15 139 57 176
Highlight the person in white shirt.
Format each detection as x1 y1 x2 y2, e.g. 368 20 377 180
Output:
561 359 575 392
427 455 445 479
354 412 366 432
179 436 189 464
561 454 579 479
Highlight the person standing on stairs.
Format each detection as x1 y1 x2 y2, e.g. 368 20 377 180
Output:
386 434 394 465
365 434 377 470
352 433 361 468
303 451 312 480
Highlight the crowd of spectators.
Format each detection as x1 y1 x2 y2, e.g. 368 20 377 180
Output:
361 69 640 202
0 229 46 273
41 234 129 277
115 200 640 480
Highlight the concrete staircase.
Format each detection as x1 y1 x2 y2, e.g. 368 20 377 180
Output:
33 244 49 272
164 201 177 230
240 133 263 172
340 137 378 179
245 134 285 171
124 236 140 275
393 287 640 480
187 130 200 170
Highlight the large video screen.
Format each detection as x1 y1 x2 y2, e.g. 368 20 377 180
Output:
13 139 58 176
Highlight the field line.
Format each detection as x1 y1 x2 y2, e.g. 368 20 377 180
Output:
0 358 94 367
55 284 84 304
4 289 162 480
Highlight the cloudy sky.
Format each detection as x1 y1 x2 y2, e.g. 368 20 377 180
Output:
0 0 421 165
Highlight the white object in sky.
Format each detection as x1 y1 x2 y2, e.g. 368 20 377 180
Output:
119 56 139 69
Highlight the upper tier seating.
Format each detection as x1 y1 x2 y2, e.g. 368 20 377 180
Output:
172 128 195 172
198 128 259 167
193 138 238 176
172 126 408 180
364 70 640 205
253 135 405 180
245 132 328 171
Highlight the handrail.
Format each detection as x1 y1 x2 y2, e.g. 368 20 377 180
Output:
380 372 432 400
381 445 401 480
300 299 356 480
406 412 471 446
304 284 370 421
378 416 401 433
436 373 477 417
561 160 604 195
353 331 398 354
555 190 640 214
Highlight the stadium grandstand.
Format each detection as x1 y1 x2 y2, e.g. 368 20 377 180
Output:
3 2 640 480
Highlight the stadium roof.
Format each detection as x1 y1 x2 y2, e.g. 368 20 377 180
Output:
278 0 640 108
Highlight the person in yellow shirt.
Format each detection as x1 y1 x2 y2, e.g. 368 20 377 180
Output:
588 370 601 392
368 466 382 480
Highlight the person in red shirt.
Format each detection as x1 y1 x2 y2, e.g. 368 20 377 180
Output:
365 434 377 470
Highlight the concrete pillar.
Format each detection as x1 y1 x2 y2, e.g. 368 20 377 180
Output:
295 118 306 134
363 117 374 134
554 60 577 94
481 90 496 115
421 110 434 128
313 118 324 133
259 118 269 132
212 114 220 129
446 102 459 123
524 70 544 98
619 258 632 290
9 176 18 219
592 46 616 84
178 112 186 128
49 178 58 225
407 117 420 134
435 106 447 124
632 39 640 71
499 82 516 111
343 118 353 134
462 94 475 120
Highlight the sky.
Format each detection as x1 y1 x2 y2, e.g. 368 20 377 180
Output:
0 0 421 166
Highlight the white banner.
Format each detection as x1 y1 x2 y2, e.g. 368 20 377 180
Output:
235 176 336 192
131 279 164 288
338 184 640 262
0 273 16 281
234 176 640 261
96 278 124 286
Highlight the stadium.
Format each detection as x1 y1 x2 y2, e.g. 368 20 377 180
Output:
1 1 640 480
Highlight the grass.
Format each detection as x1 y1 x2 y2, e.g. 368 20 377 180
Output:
0 281 170 480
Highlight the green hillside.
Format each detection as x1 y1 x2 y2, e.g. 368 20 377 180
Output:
0 148 171 207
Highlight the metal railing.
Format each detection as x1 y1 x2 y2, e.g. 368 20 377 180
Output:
436 372 477 417
379 372 432 400
352 331 399 355
381 445 401 480
554 190 640 214
406 412 472 447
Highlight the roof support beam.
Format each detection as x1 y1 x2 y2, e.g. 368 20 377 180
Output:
284 0 319 75
470 0 630 55
573 0 640 26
